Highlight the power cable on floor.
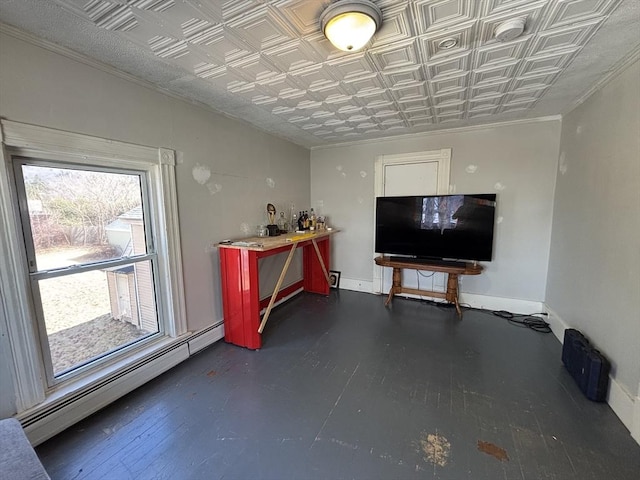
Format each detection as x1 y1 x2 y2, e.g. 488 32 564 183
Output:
491 310 551 333
458 305 552 333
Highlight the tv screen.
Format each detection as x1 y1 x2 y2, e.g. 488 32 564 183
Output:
375 194 497 262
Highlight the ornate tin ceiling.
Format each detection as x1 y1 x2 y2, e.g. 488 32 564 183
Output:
0 0 639 147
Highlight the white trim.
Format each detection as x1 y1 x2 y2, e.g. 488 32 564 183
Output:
311 115 562 150
544 304 639 444
339 277 374 293
565 46 640 115
156 148 187 337
0 23 200 115
22 343 190 446
373 150 451 197
459 293 544 314
606 376 636 440
338 279 545 316
0 132 45 411
0 23 301 149
543 305 571 344
0 119 186 414
187 324 225 356
632 384 640 444
1 119 159 165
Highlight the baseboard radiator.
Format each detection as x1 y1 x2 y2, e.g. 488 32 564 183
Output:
562 328 610 402
20 323 224 446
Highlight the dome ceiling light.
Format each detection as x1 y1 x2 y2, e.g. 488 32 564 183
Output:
320 0 383 52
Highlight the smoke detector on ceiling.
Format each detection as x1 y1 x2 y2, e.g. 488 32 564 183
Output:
494 17 526 42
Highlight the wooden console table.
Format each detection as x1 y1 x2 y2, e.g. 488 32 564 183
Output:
219 230 337 349
374 256 482 316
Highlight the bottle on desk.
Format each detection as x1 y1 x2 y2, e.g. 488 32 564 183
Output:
277 212 288 233
297 212 304 231
309 208 316 230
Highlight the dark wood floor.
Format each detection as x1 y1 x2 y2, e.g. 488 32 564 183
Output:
36 290 640 479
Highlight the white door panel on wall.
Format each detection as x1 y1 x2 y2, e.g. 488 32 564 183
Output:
373 149 451 294
384 162 439 196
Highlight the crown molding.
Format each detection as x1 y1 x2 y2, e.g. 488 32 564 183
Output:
565 45 640 115
0 22 193 105
0 22 309 148
311 115 562 151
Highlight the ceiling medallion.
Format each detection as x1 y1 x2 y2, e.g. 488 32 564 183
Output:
320 0 383 52
437 37 459 50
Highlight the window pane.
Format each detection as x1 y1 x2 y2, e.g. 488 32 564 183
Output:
21 165 146 271
40 261 158 376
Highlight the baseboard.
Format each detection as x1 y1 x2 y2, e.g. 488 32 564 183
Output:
632 387 640 444
544 304 639 446
188 323 225 355
345 280 545 314
542 305 571 343
339 277 374 293
459 293 544 315
607 376 636 438
23 344 189 446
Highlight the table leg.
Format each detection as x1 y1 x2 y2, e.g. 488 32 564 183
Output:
446 273 462 317
311 238 331 286
384 267 402 306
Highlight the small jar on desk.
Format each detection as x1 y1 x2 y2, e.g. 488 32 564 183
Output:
257 225 268 237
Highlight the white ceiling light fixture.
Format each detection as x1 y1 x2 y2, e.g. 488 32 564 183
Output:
320 0 383 52
494 17 527 42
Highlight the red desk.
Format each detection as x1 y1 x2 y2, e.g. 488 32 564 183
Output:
219 230 336 349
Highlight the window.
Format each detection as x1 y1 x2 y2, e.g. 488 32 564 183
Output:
14 162 162 383
0 120 186 408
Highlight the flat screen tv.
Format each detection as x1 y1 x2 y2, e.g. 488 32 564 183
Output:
375 194 497 262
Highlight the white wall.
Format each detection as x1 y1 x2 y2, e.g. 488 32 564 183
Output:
546 58 640 417
311 120 561 304
0 32 310 416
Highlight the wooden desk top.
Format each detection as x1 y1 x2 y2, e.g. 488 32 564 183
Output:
374 255 482 275
217 229 338 252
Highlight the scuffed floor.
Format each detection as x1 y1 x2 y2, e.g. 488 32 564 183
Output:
37 290 640 479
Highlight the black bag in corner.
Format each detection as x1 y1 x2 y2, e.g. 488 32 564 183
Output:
582 348 610 402
562 329 589 378
561 328 610 402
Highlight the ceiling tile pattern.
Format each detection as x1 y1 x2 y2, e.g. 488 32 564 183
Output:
0 0 638 147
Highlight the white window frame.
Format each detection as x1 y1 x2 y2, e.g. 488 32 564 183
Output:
14 158 164 385
0 119 187 411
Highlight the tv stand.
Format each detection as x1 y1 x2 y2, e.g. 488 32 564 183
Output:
388 256 466 268
374 255 483 316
